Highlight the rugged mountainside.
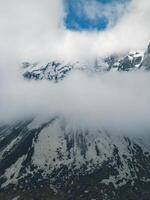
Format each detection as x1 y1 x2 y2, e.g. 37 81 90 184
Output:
0 118 150 200
22 61 73 81
22 43 150 82
0 44 150 200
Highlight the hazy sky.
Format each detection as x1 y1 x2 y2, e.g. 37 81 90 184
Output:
64 0 130 31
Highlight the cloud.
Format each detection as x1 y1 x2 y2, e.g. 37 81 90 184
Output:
60 0 150 60
0 0 150 62
1 70 150 136
0 0 65 62
82 0 129 28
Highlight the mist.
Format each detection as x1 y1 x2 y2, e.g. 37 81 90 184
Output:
1 63 150 136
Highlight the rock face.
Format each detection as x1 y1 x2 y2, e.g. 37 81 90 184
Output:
107 51 144 71
0 118 150 200
22 61 73 81
141 43 150 70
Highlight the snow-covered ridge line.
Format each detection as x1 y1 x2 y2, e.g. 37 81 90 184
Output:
22 61 73 81
22 43 150 82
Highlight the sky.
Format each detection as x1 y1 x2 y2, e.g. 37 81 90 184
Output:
0 0 150 136
64 0 130 31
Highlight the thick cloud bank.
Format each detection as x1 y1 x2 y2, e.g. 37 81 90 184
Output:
1 70 150 135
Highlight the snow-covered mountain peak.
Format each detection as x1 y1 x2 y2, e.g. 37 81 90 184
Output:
22 61 73 81
22 45 150 83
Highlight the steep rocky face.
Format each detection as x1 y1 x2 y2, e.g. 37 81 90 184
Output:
0 118 150 200
141 43 150 70
107 51 144 71
22 61 73 81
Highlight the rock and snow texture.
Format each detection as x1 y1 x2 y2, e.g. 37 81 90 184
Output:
22 61 73 81
108 50 144 71
142 43 150 70
22 48 148 82
0 118 150 200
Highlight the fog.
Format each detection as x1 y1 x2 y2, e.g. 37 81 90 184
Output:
1 65 150 135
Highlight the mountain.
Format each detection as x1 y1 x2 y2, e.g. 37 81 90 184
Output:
22 61 73 82
141 43 150 70
0 44 150 200
0 118 150 200
22 44 150 82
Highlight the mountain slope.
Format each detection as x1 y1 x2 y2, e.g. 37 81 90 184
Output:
0 118 150 200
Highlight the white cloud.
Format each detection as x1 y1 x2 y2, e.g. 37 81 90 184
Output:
0 0 150 62
82 0 128 27
0 0 65 62
59 0 150 61
1 70 150 136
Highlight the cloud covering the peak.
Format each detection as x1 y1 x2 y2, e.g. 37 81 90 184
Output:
1 70 150 136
